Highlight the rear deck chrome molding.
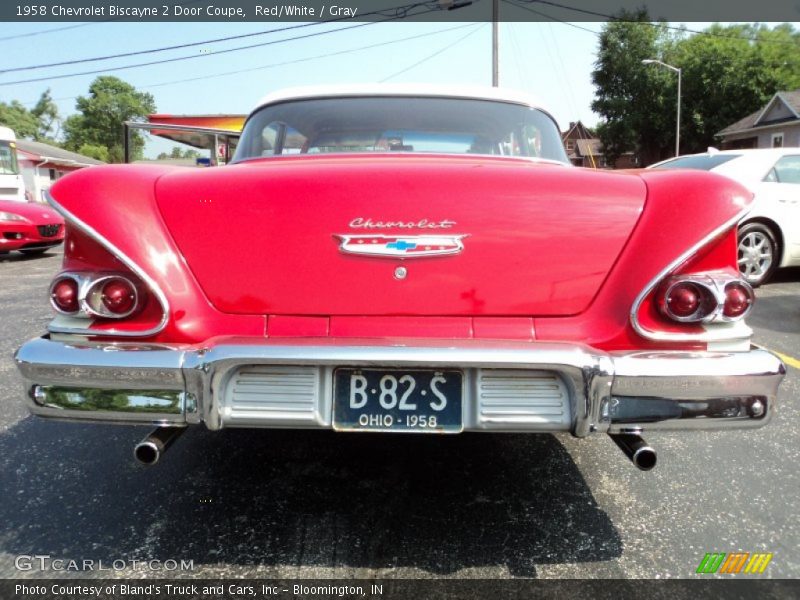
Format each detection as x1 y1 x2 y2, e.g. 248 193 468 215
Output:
44 190 170 338
15 336 784 434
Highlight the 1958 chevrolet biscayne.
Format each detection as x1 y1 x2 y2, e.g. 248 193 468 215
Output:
14 85 786 470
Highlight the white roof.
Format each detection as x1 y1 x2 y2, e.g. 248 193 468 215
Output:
253 83 551 117
0 126 16 141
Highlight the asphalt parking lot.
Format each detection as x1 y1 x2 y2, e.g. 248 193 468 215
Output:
0 249 797 580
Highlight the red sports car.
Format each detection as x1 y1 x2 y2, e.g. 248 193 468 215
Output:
0 199 64 255
14 85 785 470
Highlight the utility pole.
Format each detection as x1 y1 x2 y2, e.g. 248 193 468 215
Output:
492 0 499 86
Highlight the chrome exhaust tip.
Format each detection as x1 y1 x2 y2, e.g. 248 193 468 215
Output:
134 426 185 465
610 433 657 471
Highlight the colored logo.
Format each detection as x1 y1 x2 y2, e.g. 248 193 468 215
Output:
696 552 773 575
335 234 467 258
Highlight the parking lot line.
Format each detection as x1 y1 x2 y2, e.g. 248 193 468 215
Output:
772 350 800 370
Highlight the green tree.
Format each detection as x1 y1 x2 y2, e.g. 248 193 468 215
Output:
591 10 677 166
77 143 109 162
165 146 200 159
0 100 39 138
30 89 60 142
63 76 156 163
674 23 800 152
593 17 800 164
0 89 60 141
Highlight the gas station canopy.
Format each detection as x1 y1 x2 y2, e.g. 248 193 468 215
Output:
124 114 246 164
145 114 246 148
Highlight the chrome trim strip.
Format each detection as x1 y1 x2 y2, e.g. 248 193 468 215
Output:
15 336 187 386
15 336 785 434
611 349 784 394
44 190 170 337
630 208 751 342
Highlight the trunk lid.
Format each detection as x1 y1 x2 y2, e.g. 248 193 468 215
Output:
155 155 645 316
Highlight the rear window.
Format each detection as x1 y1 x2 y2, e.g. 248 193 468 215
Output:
234 96 569 164
653 154 741 171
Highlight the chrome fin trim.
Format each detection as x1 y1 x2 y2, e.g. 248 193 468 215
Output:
630 207 751 343
44 190 170 338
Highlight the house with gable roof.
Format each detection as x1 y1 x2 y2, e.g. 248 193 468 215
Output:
717 90 800 150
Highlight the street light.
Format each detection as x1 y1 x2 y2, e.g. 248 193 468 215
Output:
642 59 682 157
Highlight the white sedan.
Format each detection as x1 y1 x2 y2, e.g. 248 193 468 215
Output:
651 149 800 286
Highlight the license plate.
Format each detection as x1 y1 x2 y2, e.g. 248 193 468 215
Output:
333 368 463 433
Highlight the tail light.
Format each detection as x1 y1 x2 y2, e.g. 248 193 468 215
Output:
85 276 140 318
50 277 79 314
723 281 754 318
658 275 753 323
48 273 143 319
47 224 166 337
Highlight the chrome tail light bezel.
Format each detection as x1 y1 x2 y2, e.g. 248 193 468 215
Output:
49 272 143 320
49 275 81 316
658 274 754 324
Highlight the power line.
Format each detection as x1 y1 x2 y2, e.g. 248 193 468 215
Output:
514 0 800 46
0 23 324 75
0 6 445 87
152 24 484 88
0 0 206 43
380 23 487 81
18 23 481 106
545 21 581 119
0 0 447 75
0 23 96 42
504 2 796 71
502 0 599 35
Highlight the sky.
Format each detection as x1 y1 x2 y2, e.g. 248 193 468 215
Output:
0 15 789 157
0 17 607 157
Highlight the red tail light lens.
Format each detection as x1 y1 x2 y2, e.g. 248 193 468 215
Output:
85 275 140 318
100 279 137 315
665 282 701 318
658 275 754 324
723 282 754 319
661 279 718 322
50 277 79 314
48 273 142 319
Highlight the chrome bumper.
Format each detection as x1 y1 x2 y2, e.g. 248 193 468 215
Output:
15 336 785 436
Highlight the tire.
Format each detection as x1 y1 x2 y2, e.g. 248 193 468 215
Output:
18 248 49 256
737 222 778 287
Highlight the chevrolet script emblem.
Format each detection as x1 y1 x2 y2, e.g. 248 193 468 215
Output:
335 235 467 258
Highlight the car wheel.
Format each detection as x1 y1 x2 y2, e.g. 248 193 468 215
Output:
737 223 778 286
18 248 49 256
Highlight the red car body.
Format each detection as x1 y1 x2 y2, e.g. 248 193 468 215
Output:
14 86 785 469
0 199 64 254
